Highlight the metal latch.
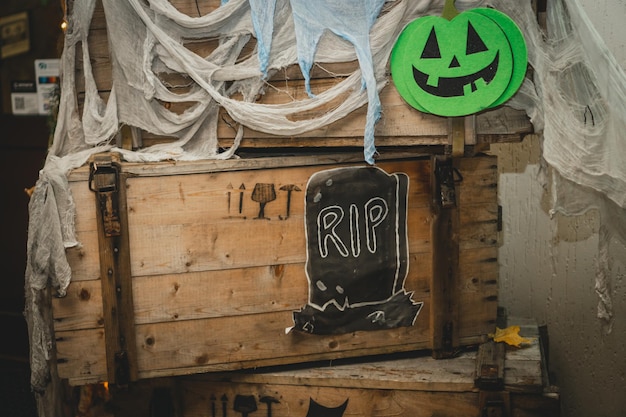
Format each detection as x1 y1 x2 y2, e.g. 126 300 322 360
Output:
89 157 122 237
434 156 463 209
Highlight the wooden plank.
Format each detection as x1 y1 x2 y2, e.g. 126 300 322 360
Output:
126 205 432 276
52 279 103 332
67 152 431 181
180 382 480 417
184 351 478 393
131 264 307 325
133 306 431 373
53 261 433 331
55 327 107 384
124 162 430 226
457 247 499 340
132 263 430 326
454 156 499 341
55 303 432 384
124 159 433 277
65 181 101 282
65 235 101 282
459 203 499 252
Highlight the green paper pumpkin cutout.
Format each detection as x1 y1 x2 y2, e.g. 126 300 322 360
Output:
390 18 431 113
391 4 528 117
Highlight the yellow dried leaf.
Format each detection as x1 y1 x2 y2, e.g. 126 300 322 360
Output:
489 325 532 347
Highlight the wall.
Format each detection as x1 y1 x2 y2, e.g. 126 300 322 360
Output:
495 1 626 416
0 0 63 114
0 0 63 360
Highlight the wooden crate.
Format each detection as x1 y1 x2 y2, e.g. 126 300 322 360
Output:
97 318 559 417
52 152 501 386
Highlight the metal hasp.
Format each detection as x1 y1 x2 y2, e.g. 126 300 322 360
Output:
476 339 510 417
89 153 138 385
431 155 462 358
434 156 463 209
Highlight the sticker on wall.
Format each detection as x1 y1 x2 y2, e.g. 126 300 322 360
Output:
292 166 423 335
390 0 527 116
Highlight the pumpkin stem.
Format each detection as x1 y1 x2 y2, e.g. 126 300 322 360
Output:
442 0 460 20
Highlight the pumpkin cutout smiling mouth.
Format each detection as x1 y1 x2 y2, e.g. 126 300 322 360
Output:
411 51 500 98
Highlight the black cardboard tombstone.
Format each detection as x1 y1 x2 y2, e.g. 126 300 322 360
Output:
293 166 422 335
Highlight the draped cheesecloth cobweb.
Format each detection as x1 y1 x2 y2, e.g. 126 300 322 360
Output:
25 0 626 412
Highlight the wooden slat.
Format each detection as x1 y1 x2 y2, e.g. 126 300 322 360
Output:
184 353 478 393
55 327 107 383
131 264 307 325
126 205 432 276
65 182 101 281
55 302 432 384
52 279 103 332
134 306 430 372
124 159 432 277
180 382 480 417
67 152 430 181
454 155 499 340
457 245 499 340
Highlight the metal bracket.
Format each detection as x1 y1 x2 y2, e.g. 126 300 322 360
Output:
90 153 138 385
90 156 121 237
434 156 463 209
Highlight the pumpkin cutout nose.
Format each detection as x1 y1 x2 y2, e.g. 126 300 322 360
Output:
449 56 461 68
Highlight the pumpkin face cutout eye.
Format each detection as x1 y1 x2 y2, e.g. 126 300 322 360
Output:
421 22 488 61
421 28 441 59
390 7 527 117
466 22 488 55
